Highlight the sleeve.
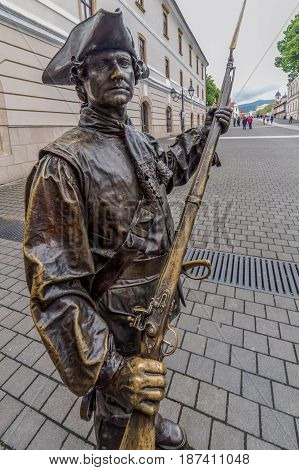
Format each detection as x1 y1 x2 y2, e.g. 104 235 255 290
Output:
146 126 219 193
24 154 124 396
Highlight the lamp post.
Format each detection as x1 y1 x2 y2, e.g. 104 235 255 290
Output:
170 85 195 133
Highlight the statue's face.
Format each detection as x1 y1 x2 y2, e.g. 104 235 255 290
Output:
83 49 135 107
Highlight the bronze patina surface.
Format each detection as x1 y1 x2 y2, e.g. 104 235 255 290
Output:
24 8 232 450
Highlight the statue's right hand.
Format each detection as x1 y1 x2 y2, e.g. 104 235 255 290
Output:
104 357 167 416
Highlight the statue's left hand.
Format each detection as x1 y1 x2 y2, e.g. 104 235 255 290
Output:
205 106 233 135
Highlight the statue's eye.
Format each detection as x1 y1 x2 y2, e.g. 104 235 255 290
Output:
119 59 130 68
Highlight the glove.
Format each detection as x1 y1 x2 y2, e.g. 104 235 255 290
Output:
204 106 233 135
103 356 167 416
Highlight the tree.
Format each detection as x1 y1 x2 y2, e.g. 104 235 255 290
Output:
275 14 299 82
258 103 274 116
206 75 220 107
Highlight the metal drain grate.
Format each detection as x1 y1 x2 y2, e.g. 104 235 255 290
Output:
185 248 299 299
0 217 24 242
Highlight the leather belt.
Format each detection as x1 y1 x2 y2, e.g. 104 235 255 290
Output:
119 254 167 280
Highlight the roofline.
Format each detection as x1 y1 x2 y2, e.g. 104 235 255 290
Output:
170 0 209 66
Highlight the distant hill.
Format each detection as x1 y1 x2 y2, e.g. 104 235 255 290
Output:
239 100 274 113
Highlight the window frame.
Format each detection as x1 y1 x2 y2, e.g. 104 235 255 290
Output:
79 0 95 20
165 57 170 79
196 56 199 75
178 28 183 56
189 44 193 67
135 0 145 13
179 69 184 87
201 63 205 81
162 4 169 39
138 33 147 63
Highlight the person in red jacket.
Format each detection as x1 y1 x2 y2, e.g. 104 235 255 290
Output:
247 116 253 130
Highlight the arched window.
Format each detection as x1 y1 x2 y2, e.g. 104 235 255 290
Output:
197 114 200 127
166 106 172 133
141 101 150 133
190 112 194 128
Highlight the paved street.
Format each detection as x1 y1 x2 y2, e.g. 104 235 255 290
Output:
0 119 299 450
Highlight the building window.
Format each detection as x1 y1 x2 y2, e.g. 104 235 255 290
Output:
189 45 193 67
141 101 150 133
191 112 194 128
180 70 183 87
197 84 200 97
197 114 200 127
201 63 205 80
138 34 147 63
190 79 193 89
166 106 172 132
165 57 170 79
178 29 183 55
80 0 94 19
135 0 145 12
196 56 199 75
202 88 204 101
162 5 169 39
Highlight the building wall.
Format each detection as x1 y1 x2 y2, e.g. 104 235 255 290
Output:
0 0 208 184
287 76 299 121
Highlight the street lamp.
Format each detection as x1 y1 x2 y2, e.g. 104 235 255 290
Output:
170 85 195 133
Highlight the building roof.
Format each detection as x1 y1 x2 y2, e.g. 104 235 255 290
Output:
170 0 209 66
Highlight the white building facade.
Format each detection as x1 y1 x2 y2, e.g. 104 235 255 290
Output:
0 0 208 184
287 76 299 121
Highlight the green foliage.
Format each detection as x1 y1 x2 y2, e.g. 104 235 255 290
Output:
275 14 299 82
258 103 274 116
206 75 220 107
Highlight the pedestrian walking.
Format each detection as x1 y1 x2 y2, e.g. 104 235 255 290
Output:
263 116 266 125
270 116 274 124
289 116 293 124
237 116 241 127
233 117 236 127
266 115 270 124
247 116 253 129
242 116 247 130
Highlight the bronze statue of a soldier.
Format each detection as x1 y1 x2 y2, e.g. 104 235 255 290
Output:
24 9 232 450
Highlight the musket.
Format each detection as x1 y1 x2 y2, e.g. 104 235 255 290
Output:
120 0 247 450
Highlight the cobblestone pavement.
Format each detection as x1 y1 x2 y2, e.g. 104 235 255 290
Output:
0 120 299 450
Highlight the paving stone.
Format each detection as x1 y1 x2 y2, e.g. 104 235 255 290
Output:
0 292 21 308
280 324 299 344
0 328 17 349
33 352 56 376
200 281 217 294
288 311 299 327
217 285 235 298
0 278 18 289
2 335 32 358
63 399 93 438
164 348 189 374
16 341 45 366
2 406 45 450
244 331 268 354
0 310 25 329
246 436 280 450
0 306 12 322
205 338 230 364
245 301 266 318
233 312 255 331
227 394 259 436
179 407 211 450
2 365 38 398
62 434 94 450
266 306 289 324
261 406 298 449
197 319 222 341
0 394 24 436
231 346 256 373
254 292 275 306
286 362 299 388
180 299 193 314
275 296 297 311
242 372 273 407
224 297 244 313
187 354 214 383
21 375 58 409
269 337 297 362
182 332 206 356
186 290 206 304
28 420 68 450
168 373 198 407
256 317 280 338
221 324 243 346
212 308 233 325
41 384 77 424
205 293 225 309
159 398 181 424
273 383 299 416
27 327 41 342
0 356 20 386
210 421 244 450
235 289 254 302
213 363 241 394
258 354 286 383
196 382 227 420
192 304 213 319
12 316 34 335
177 313 199 333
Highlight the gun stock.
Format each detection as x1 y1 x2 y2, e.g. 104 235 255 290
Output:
120 0 247 450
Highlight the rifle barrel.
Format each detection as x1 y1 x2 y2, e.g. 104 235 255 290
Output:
230 0 247 51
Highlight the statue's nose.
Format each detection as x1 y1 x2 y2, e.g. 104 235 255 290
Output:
111 62 124 80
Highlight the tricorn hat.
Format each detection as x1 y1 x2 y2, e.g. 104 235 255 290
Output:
42 9 143 86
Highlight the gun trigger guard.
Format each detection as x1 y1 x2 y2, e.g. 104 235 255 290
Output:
161 324 178 358
181 259 212 281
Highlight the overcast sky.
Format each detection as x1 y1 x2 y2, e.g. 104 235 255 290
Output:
176 0 299 104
